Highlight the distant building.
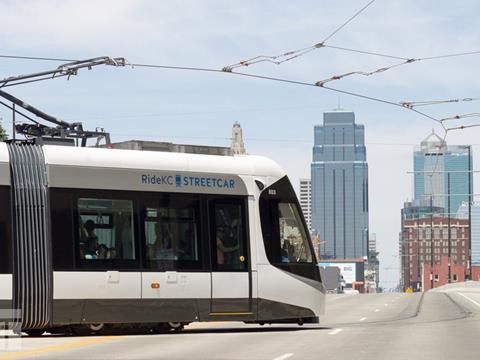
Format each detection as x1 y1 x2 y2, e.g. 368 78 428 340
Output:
401 132 474 290
414 130 472 213
366 233 379 291
368 233 377 254
401 214 469 291
423 255 469 291
319 259 366 293
311 110 369 260
299 179 312 231
458 202 480 266
230 121 246 155
104 140 233 156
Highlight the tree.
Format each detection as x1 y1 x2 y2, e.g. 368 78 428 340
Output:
0 119 8 142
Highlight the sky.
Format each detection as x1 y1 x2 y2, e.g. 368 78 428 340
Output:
0 0 479 289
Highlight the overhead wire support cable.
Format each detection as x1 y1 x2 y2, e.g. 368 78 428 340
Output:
320 0 376 44
321 44 410 60
222 0 376 72
419 50 480 61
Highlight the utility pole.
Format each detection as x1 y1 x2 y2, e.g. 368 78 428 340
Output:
468 145 472 280
430 194 434 290
448 172 451 283
417 223 421 290
12 103 15 141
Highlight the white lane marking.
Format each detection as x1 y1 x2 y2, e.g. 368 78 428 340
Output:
359 317 367 321
374 309 380 312
328 294 357 302
457 292 480 308
328 328 343 335
273 353 294 360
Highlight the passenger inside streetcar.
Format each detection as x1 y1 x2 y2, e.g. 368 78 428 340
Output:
83 220 99 259
216 226 239 265
149 222 176 260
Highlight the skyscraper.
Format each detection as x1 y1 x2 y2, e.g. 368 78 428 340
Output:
400 132 473 290
414 131 472 214
311 110 369 259
299 178 312 231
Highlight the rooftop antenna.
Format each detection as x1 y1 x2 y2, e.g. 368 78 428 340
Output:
334 97 344 111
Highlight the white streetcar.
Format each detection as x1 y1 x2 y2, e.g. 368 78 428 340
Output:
0 143 325 335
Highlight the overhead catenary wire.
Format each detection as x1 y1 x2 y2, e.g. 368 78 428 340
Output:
133 62 447 125
440 113 480 122
2 55 480 149
0 54 75 62
315 58 416 86
314 47 480 86
0 54 454 128
321 45 480 63
400 98 480 108
130 62 480 139
4 54 480 136
0 56 446 126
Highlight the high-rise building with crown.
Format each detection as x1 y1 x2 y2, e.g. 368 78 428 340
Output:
413 130 472 213
311 110 369 260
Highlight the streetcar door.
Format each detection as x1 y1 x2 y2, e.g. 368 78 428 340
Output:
209 200 252 315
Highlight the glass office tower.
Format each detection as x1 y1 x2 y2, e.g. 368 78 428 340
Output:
311 111 369 259
414 131 472 215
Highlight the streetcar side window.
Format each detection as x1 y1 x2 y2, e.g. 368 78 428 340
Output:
142 194 202 270
78 198 136 261
144 207 199 265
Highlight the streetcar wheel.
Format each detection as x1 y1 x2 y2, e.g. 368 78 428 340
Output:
152 323 170 333
71 323 105 336
167 322 184 332
25 329 45 337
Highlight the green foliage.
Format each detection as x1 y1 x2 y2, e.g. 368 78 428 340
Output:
0 120 7 142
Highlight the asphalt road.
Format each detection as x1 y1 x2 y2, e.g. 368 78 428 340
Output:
1 282 480 360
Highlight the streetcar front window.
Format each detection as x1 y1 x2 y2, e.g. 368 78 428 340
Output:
260 176 316 266
278 203 313 263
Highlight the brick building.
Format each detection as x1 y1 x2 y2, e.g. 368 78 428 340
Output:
472 266 480 281
402 217 470 291
423 256 468 291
